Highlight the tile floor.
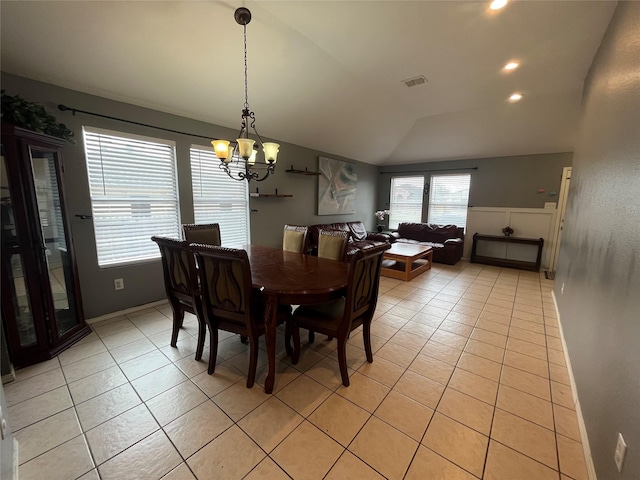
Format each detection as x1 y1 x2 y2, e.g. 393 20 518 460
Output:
4 261 590 480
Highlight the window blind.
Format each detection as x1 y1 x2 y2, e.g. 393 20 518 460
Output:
83 127 180 267
190 146 250 247
428 174 471 228
388 176 424 229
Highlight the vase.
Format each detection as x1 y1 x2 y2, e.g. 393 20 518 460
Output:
377 225 383 233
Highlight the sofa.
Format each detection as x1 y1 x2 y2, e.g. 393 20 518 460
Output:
305 221 390 261
388 223 464 265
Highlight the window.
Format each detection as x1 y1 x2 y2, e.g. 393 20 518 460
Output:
190 146 250 247
388 176 424 229
427 173 471 228
83 127 180 267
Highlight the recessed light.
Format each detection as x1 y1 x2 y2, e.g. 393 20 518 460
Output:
509 93 523 102
504 61 519 71
490 0 508 10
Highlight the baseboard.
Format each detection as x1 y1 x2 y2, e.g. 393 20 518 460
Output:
552 291 598 480
86 299 169 324
1 363 16 384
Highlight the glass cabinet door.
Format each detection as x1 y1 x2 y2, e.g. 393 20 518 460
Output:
1 156 39 348
29 147 80 338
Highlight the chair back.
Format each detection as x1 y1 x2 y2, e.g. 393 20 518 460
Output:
342 243 389 334
182 223 221 245
190 244 260 336
282 225 308 253
151 236 199 306
318 229 350 261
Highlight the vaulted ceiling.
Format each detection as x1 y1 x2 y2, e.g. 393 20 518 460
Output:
1 1 617 165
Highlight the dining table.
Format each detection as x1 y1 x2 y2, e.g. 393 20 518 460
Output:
244 244 349 393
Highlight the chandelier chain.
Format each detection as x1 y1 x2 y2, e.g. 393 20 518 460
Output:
243 24 249 111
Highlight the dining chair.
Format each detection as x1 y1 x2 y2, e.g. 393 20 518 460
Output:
151 236 206 361
282 224 308 253
306 229 351 344
182 223 221 245
317 229 350 262
191 244 292 387
289 243 389 387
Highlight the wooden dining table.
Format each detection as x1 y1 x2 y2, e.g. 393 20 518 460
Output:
244 244 349 393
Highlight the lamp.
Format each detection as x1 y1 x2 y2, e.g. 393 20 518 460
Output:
211 7 279 182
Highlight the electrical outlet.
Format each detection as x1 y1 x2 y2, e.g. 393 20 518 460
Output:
614 433 627 472
114 278 124 290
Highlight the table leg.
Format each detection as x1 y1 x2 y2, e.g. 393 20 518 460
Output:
404 258 412 282
263 294 278 394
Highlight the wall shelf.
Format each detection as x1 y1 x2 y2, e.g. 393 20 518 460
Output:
250 193 293 198
250 188 292 198
285 165 321 176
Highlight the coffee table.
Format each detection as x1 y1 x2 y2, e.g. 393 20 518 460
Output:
380 243 433 281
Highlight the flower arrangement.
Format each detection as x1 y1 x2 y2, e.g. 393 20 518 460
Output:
502 226 514 237
375 210 390 222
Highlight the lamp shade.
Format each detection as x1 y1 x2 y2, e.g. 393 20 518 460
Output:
212 139 230 160
236 138 255 159
248 149 257 165
263 142 280 163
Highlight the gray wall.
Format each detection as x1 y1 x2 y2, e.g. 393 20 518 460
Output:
555 3 639 479
1 73 378 318
377 153 572 224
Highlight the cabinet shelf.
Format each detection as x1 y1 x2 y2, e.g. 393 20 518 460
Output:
285 165 321 176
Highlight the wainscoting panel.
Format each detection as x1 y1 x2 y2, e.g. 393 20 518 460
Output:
465 207 557 269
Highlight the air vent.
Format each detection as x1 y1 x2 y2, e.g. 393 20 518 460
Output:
402 75 428 87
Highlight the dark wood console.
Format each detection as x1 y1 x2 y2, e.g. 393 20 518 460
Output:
470 233 544 272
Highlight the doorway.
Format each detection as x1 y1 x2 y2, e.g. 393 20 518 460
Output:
547 166 572 277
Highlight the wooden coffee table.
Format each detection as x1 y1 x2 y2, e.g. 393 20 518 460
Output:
380 243 433 281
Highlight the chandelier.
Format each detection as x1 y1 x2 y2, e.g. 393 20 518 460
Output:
211 7 279 182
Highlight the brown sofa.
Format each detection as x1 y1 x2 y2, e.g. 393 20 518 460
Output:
305 221 390 261
389 223 464 265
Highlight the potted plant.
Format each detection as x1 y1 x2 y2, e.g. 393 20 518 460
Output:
375 210 390 232
1 90 75 144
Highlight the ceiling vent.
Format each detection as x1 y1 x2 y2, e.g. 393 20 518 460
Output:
402 75 428 87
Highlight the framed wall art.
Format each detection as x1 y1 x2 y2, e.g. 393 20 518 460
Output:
317 156 357 215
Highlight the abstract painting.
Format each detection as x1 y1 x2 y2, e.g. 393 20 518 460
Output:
318 156 357 215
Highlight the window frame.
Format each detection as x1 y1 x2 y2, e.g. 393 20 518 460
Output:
189 145 250 248
427 173 471 228
83 126 181 268
388 175 425 229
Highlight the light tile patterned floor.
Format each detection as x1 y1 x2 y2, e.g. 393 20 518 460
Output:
4 261 590 479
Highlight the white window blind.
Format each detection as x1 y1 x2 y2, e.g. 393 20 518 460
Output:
428 173 471 228
190 146 250 247
388 176 424 229
83 127 180 267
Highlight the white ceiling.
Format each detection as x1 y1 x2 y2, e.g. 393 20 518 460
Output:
1 1 617 166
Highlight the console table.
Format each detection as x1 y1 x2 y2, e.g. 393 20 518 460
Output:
471 233 544 272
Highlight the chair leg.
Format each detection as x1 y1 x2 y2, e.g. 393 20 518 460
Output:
195 319 206 361
207 326 219 375
308 330 315 344
240 335 248 344
362 321 373 363
170 306 184 347
292 322 301 365
284 320 293 356
246 334 260 388
336 337 350 387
